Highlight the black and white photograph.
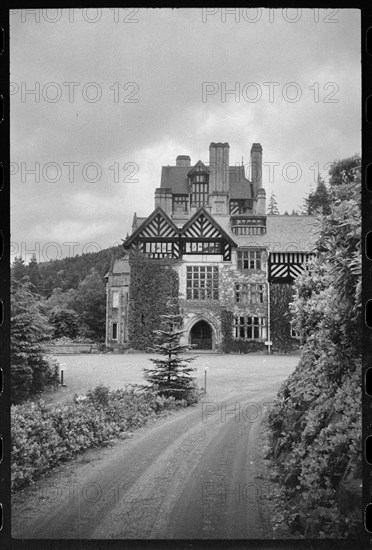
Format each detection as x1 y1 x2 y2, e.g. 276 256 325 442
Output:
9 7 361 542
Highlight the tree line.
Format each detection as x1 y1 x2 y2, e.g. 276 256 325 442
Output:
266 153 360 216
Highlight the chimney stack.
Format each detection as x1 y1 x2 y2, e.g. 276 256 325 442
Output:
209 142 230 192
256 188 266 215
176 155 191 167
250 143 262 197
154 187 172 216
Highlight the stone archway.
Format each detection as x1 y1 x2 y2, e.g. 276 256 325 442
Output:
190 320 212 350
184 313 220 351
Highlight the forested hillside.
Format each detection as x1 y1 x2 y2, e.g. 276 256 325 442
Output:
12 245 122 298
11 245 123 344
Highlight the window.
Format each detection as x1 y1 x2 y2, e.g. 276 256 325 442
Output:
237 250 262 270
184 241 221 254
191 175 208 207
173 194 188 213
234 316 267 340
231 216 266 235
144 241 174 258
112 291 119 308
186 266 219 300
235 283 264 304
251 284 264 304
232 226 266 235
112 323 118 340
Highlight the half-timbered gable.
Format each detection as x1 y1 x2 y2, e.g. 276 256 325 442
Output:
181 208 236 261
268 251 316 283
124 207 180 259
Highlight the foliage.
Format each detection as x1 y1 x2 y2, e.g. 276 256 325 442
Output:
267 192 280 215
11 256 27 287
11 246 122 298
48 308 80 339
328 154 360 187
11 246 121 343
11 384 186 491
74 268 107 340
221 309 234 352
270 284 298 353
11 281 59 403
304 175 331 215
128 250 179 349
144 313 200 404
266 157 361 537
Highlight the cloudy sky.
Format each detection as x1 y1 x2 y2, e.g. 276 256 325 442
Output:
10 8 360 263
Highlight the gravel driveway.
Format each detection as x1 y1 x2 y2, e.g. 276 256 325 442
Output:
12 352 298 539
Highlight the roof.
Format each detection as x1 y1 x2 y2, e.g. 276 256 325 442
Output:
265 215 320 251
126 210 320 254
228 165 252 199
160 166 190 194
216 214 320 252
136 217 147 227
160 164 252 199
112 258 130 274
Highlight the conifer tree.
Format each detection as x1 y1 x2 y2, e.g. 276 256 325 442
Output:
144 313 199 404
11 256 27 287
304 174 331 215
267 191 280 214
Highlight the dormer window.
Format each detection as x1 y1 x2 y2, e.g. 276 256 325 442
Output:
191 179 209 207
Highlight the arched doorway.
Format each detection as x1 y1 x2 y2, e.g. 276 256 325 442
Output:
190 320 212 350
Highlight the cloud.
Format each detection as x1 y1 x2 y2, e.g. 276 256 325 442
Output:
10 8 361 260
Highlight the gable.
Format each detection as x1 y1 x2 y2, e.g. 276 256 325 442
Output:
187 160 209 177
181 208 237 246
124 208 179 247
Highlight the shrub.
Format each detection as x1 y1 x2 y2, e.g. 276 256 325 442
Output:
266 162 362 538
11 385 186 491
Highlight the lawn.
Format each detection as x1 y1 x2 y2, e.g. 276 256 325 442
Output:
44 352 299 406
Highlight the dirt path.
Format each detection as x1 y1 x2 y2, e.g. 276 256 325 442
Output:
12 392 275 540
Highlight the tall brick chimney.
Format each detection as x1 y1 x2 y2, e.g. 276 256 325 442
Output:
209 142 230 193
250 143 262 198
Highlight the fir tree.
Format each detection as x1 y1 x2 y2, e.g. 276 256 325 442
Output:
11 256 27 287
27 254 42 293
304 175 331 215
144 313 199 404
11 281 58 403
267 192 280 215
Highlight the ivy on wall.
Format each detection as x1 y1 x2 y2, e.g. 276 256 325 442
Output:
270 283 298 353
221 307 265 354
128 250 179 350
220 265 267 354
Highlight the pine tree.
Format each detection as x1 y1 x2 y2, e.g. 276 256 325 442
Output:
27 254 42 293
11 281 58 403
11 256 27 287
304 175 331 215
144 313 199 404
267 192 280 215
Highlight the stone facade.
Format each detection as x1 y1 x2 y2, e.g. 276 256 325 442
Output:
104 259 130 349
105 142 319 352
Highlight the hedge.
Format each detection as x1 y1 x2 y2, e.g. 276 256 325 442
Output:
11 384 186 491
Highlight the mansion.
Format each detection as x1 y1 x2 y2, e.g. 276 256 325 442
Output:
105 142 319 352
